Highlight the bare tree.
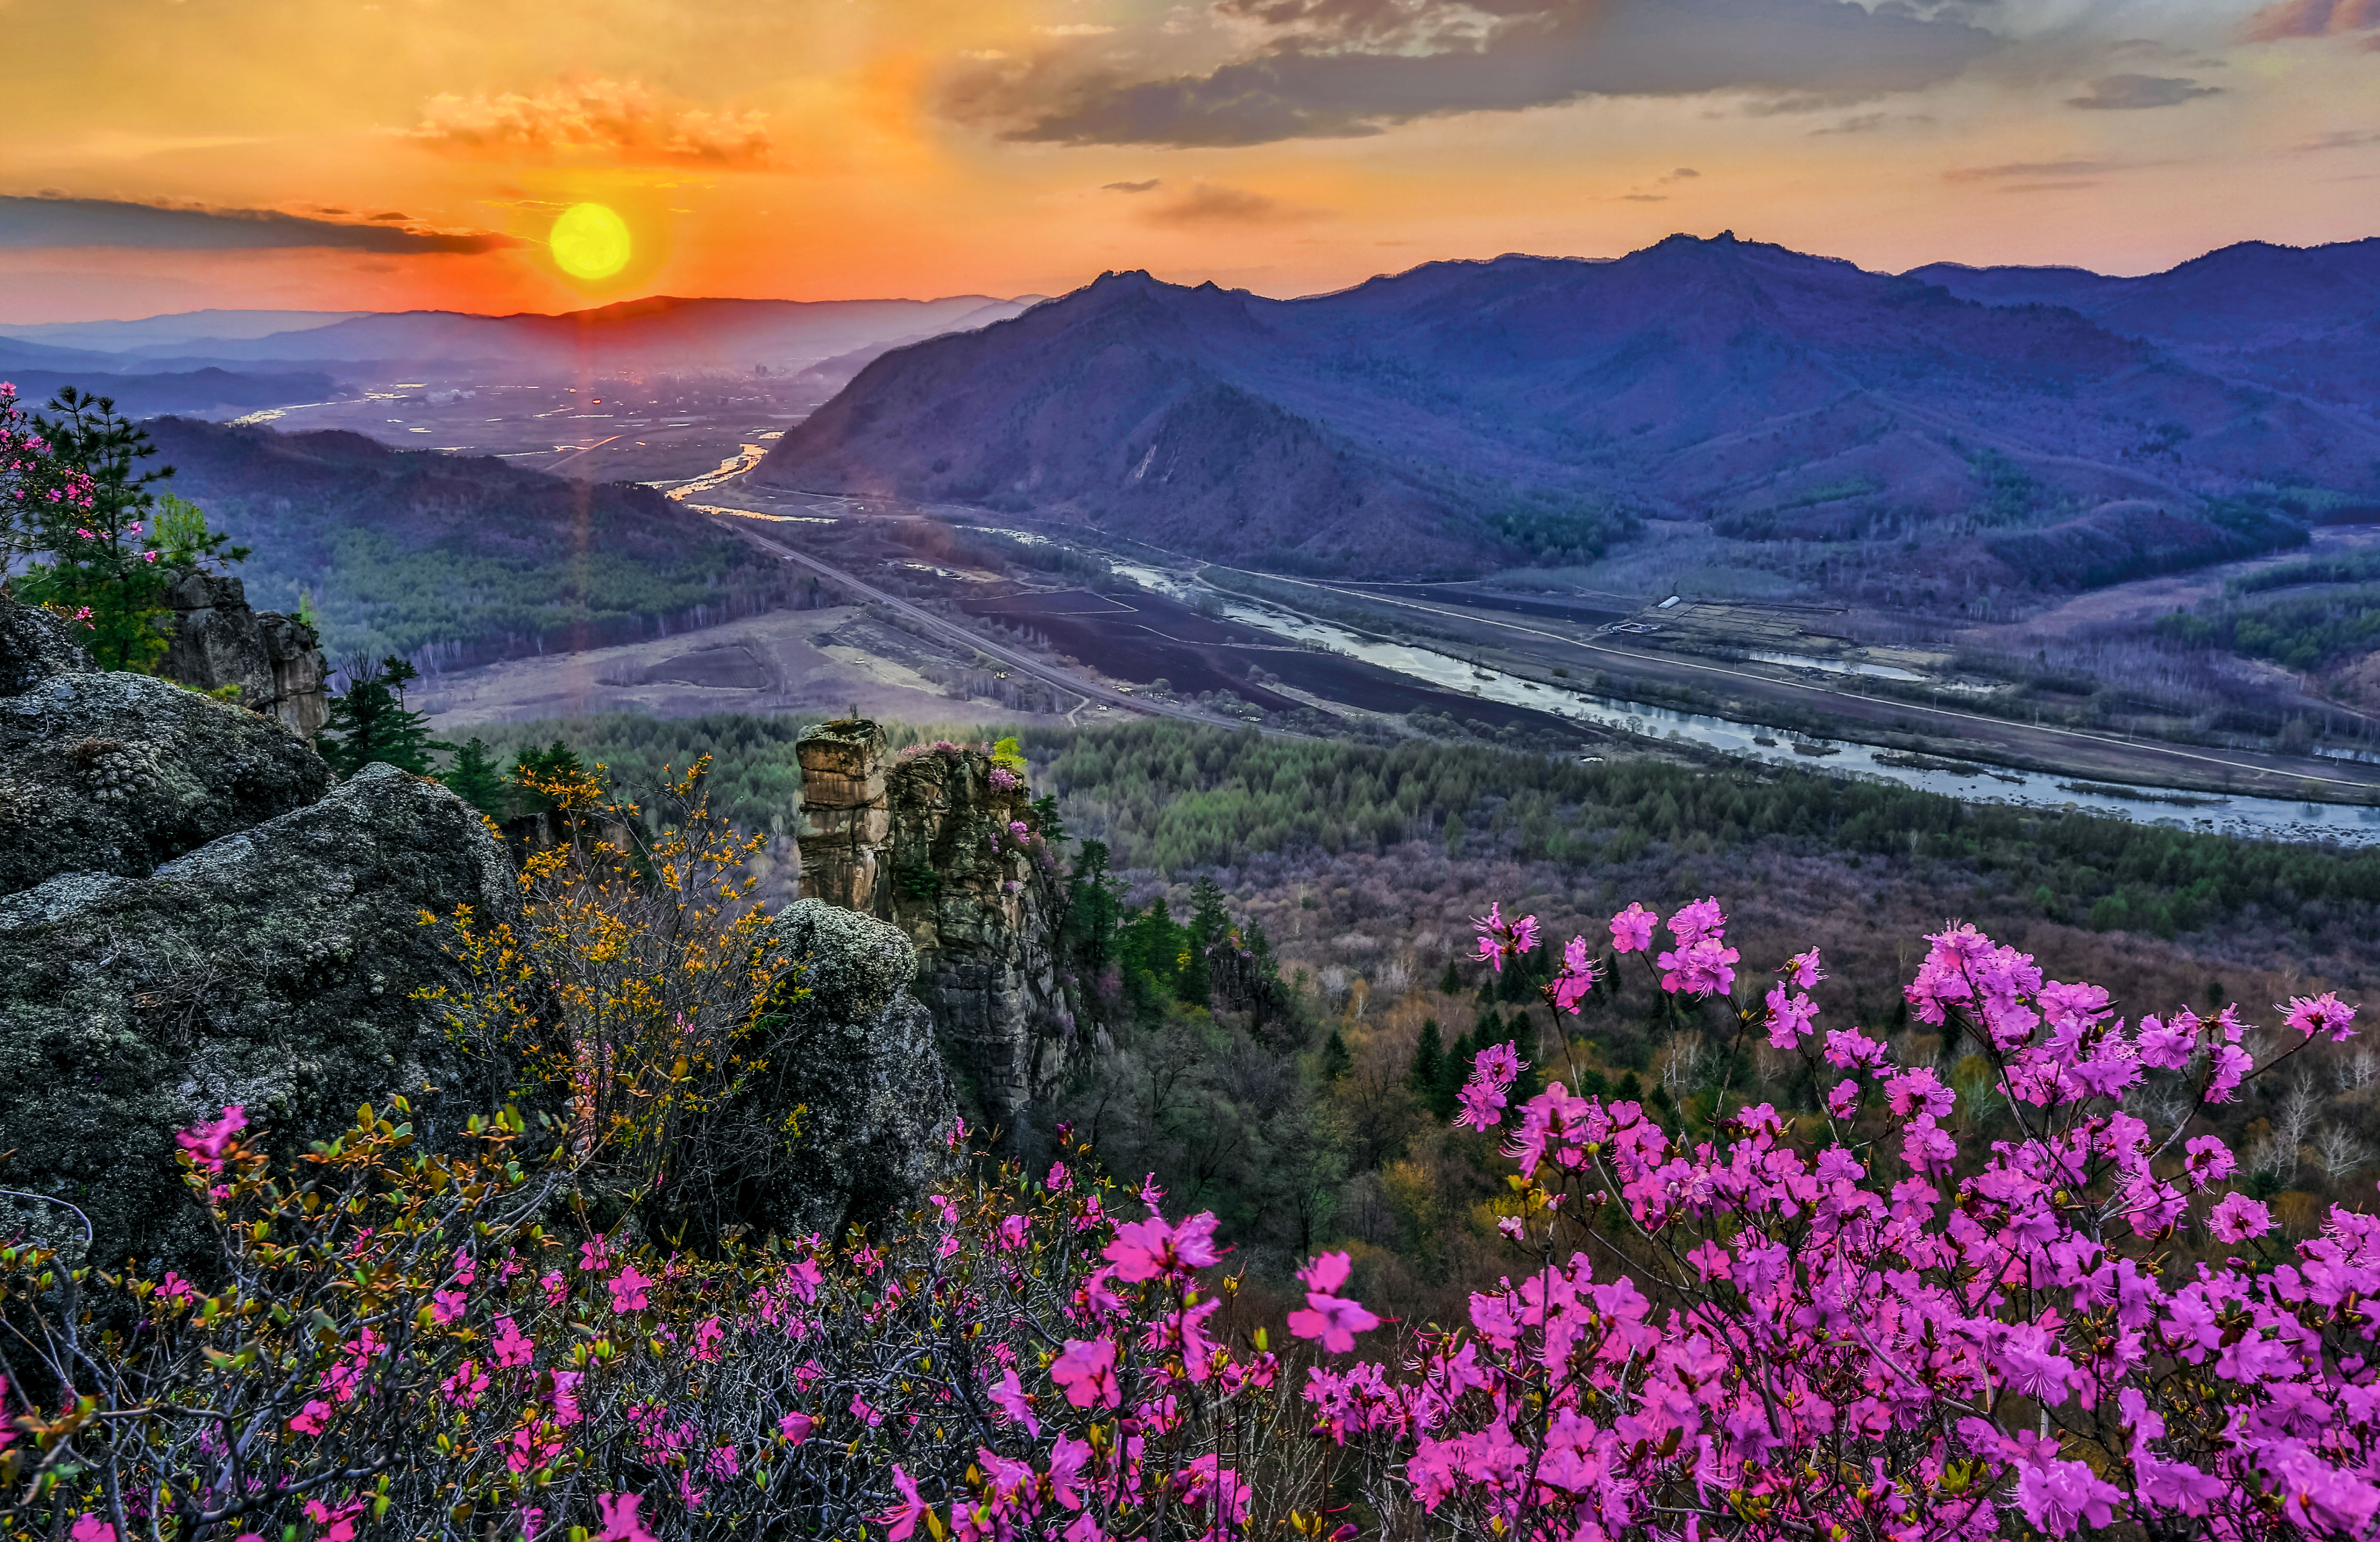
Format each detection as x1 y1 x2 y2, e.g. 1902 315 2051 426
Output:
2249 1071 2323 1180
2335 1047 2380 1095
2316 1123 2374 1182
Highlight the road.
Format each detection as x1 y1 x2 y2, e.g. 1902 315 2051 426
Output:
1215 566 2380 799
711 517 1244 732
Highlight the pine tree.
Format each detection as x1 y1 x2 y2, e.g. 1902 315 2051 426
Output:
1408 1018 1445 1097
1429 1027 1475 1118
509 740 587 813
1177 876 1230 1006
320 655 450 776
1438 961 1461 995
442 737 507 819
1321 1028 1353 1082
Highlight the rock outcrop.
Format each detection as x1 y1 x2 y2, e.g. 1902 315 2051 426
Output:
796 722 1078 1129
0 763 530 1271
0 595 332 899
730 900 959 1240
158 571 330 738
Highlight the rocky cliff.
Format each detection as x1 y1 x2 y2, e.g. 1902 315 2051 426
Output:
158 571 329 738
0 594 951 1271
796 722 1079 1132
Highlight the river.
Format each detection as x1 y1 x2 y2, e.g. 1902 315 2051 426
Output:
1110 564 2380 849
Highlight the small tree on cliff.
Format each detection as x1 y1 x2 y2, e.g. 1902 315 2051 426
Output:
10 388 246 671
320 654 449 775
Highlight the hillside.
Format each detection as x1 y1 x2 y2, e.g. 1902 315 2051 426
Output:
146 416 789 663
1909 237 2380 413
759 233 2380 581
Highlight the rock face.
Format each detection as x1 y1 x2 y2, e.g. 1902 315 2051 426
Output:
795 722 1077 1128
158 571 330 738
0 595 332 899
731 900 958 1240
0 763 531 1271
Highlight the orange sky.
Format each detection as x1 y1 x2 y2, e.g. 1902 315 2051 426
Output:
2 0 2375 321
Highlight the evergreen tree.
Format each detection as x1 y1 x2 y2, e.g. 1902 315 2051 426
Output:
12 389 246 672
1443 814 1466 857
1408 1018 1446 1097
509 740 588 813
1063 840 1123 974
1177 876 1230 1006
1321 1028 1353 1082
320 655 450 776
1428 1026 1475 1118
442 737 508 820
1438 961 1462 995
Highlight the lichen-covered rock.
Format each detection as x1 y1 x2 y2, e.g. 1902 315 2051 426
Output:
795 719 891 911
159 571 331 738
0 586 92 695
0 764 531 1271
731 899 957 1240
0 658 331 898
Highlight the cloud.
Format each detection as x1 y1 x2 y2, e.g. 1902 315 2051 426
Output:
1103 178 1163 192
405 77 772 165
1942 157 2121 183
2242 0 2380 42
0 195 523 253
943 0 1999 148
2064 73 2218 109
1035 24 1116 35
2298 128 2380 150
1617 193 1668 201
1666 167 1699 179
1138 182 1306 226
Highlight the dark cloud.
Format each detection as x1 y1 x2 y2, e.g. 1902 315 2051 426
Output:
1668 167 1699 178
1942 157 2121 183
0 195 524 253
1812 110 1890 132
1102 178 1163 192
1617 193 1669 201
1139 183 1305 226
2242 0 2380 42
2064 74 2219 109
2298 128 2380 150
946 0 1999 148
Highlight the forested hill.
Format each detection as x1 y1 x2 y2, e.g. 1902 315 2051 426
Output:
758 232 2379 581
147 416 788 664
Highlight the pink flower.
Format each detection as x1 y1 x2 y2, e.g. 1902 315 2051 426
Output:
882 1465 932 1542
2183 1136 2236 1189
1496 1215 1525 1240
1781 947 1825 990
304 1499 369 1542
2281 991 2357 1041
850 1392 883 1426
175 1105 246 1173
1609 903 1656 953
1103 1212 1222 1280
2015 1460 2122 1536
492 1316 536 1368
1657 935 1739 998
71 1518 115 1542
579 1235 612 1273
1455 1077 1510 1131
2209 1192 2273 1244
593 1493 657 1542
1288 1252 1381 1353
431 1289 467 1325
778 1411 816 1445
443 1359 489 1408
540 1270 566 1306
288 1399 332 1435
1667 896 1726 946
1471 902 1540 972
1050 1336 1121 1408
608 1264 654 1313
989 1366 1041 1435
691 1315 725 1362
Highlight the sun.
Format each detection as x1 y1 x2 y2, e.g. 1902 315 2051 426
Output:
550 203 632 281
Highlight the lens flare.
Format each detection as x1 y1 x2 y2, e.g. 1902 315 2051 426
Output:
550 203 631 281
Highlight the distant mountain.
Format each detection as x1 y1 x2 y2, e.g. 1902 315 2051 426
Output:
759 233 2380 583
0 310 368 352
1909 238 2380 407
145 417 789 663
1 368 343 420
117 294 1038 373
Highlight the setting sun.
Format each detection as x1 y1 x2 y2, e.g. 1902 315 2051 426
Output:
550 202 630 281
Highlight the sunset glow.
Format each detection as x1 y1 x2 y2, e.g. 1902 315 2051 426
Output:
550 203 632 282
1 0 2375 319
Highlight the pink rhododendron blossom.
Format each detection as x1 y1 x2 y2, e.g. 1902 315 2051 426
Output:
175 1105 245 1173
492 1316 535 1368
69 1517 114 1542
2209 1191 2273 1243
593 1492 656 1542
607 1265 654 1313
778 1411 815 1446
1608 903 1656 952
1102 1212 1221 1280
881 1466 931 1542
1050 1337 1121 1409
304 1499 369 1542
990 1366 1041 1435
1286 1251 1381 1353
1471 902 1540 973
2282 990 2358 1041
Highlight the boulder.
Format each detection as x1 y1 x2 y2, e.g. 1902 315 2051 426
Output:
158 571 331 738
0 586 93 695
0 764 532 1272
726 899 958 1241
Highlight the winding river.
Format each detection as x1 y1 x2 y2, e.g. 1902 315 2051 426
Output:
1111 564 2380 849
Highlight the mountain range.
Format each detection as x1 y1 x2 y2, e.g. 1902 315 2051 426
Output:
0 295 1037 378
759 233 2380 584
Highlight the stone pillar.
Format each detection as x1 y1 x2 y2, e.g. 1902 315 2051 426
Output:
159 571 329 738
795 719 891 911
